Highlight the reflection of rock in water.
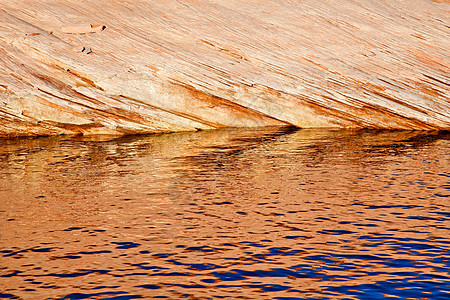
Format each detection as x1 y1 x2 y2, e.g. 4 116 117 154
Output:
0 128 449 299
1 0 449 137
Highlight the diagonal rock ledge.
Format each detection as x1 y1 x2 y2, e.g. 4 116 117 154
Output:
0 0 449 137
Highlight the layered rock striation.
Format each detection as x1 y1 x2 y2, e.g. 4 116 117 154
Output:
1 0 449 136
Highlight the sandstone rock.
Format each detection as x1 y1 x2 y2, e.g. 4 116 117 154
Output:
0 0 449 137
61 24 106 34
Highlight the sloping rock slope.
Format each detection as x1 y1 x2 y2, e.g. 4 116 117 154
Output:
1 0 449 136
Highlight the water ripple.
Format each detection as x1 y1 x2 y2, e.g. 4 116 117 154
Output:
0 128 448 299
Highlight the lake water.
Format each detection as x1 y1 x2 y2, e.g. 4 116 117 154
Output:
0 127 449 300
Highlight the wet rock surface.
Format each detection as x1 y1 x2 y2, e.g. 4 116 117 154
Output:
0 0 449 136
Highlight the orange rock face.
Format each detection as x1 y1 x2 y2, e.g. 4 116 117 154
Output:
0 0 449 136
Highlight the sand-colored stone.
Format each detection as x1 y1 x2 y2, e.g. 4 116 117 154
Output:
0 0 449 136
61 24 106 34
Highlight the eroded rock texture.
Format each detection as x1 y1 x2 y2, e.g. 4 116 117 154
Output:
1 0 449 136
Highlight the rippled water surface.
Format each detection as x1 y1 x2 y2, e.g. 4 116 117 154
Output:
0 128 449 300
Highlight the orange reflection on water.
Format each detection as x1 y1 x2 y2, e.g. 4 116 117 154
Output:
0 128 449 299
